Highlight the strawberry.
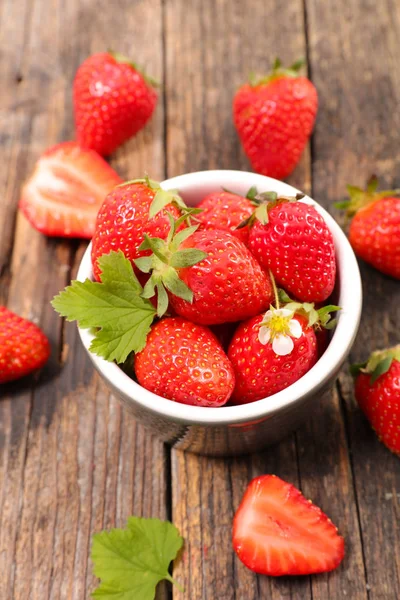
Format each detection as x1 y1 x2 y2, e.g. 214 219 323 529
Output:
0 307 50 383
196 187 257 244
136 222 273 325
337 177 400 279
233 474 345 576
91 178 186 281
233 58 318 180
134 317 235 407
247 194 336 303
228 310 317 404
73 52 157 156
352 346 400 455
19 142 122 238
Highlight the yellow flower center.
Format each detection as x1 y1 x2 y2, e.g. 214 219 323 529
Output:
261 313 292 339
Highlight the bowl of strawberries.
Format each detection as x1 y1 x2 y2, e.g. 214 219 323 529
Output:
54 169 362 456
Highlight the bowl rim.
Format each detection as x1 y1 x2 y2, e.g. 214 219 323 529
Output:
77 169 362 426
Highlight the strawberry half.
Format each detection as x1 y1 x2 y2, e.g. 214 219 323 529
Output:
233 475 345 576
19 142 122 238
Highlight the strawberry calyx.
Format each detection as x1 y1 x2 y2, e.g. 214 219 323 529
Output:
236 192 305 229
278 288 341 331
249 57 306 87
108 50 159 87
134 215 208 317
350 345 400 384
335 175 400 217
117 175 199 220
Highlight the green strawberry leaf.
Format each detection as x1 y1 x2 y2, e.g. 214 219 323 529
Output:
170 249 207 268
278 288 294 304
134 218 205 317
370 357 393 384
163 268 193 301
334 200 351 209
156 283 169 318
51 251 157 363
91 517 183 599
349 362 367 377
149 188 185 219
350 345 400 382
246 185 259 201
254 203 269 224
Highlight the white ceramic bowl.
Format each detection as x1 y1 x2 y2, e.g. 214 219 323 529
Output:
77 170 362 456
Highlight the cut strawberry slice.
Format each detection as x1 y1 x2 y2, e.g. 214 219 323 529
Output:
233 475 345 576
19 141 122 238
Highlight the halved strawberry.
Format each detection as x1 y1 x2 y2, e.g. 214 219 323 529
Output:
233 475 345 576
19 141 122 238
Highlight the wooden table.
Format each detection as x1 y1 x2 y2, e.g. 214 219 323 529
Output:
1 0 400 598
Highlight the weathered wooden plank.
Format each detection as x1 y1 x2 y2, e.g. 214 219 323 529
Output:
0 0 35 299
306 0 400 597
165 0 315 598
0 2 169 600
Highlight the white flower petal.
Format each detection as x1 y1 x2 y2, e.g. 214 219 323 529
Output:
289 319 303 339
258 326 271 345
262 310 273 322
276 308 294 318
272 334 294 356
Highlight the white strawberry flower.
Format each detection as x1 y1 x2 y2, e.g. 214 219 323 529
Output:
258 307 303 356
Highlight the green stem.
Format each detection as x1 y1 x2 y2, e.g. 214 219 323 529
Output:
165 573 184 593
269 269 279 309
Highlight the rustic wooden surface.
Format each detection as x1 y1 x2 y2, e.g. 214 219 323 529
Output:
0 0 399 598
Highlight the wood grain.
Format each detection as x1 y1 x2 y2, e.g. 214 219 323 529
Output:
306 0 400 597
0 1 169 599
0 0 400 598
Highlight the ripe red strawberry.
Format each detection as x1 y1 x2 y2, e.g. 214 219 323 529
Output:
91 178 185 281
19 142 122 238
338 177 400 279
171 230 273 325
228 310 317 404
352 346 400 455
134 317 235 407
196 188 256 244
137 223 274 325
248 196 336 303
233 59 318 180
0 307 50 383
233 475 345 576
73 52 158 156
